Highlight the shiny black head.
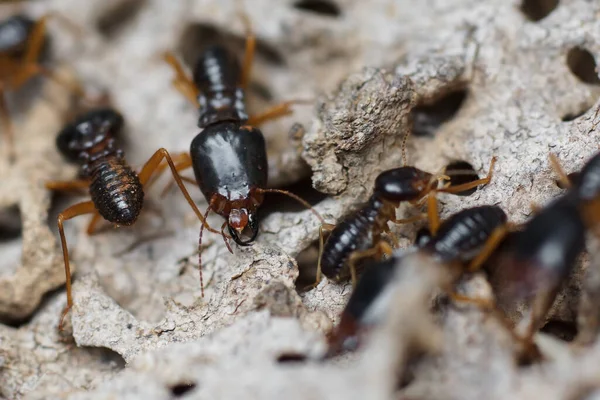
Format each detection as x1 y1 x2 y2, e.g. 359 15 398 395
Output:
373 167 434 202
56 108 124 162
0 15 36 55
576 153 600 201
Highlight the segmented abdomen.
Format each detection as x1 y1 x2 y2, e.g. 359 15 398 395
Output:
88 158 144 225
321 203 380 280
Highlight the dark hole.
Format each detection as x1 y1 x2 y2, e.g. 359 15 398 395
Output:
561 109 588 122
519 0 559 21
0 205 22 241
169 382 197 397
540 319 578 342
293 0 341 17
444 160 480 196
295 239 320 292
411 90 468 137
259 176 328 218
567 47 600 85
95 0 147 38
178 23 285 69
276 352 307 363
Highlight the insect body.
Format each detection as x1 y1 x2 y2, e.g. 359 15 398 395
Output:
47 108 210 331
325 205 508 356
0 13 85 159
160 20 324 295
317 160 496 286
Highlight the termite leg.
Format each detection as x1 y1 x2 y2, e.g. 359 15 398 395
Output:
447 291 495 309
86 213 103 235
247 99 312 127
238 11 255 90
467 224 510 272
438 156 496 195
390 213 428 225
382 223 400 248
162 52 200 107
549 153 571 189
427 193 441 236
45 179 90 192
24 14 48 65
145 151 190 183
347 241 393 288
137 148 221 234
57 200 96 331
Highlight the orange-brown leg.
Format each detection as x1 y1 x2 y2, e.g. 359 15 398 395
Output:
447 291 494 309
247 99 311 127
427 193 441 236
86 213 104 235
46 179 90 192
137 148 221 235
438 157 496 195
390 213 428 225
549 153 571 189
162 52 200 107
347 241 393 288
144 151 191 189
0 88 14 160
25 15 48 65
238 12 255 90
57 201 97 331
467 224 510 272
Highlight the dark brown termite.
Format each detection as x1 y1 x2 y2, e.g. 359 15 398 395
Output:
315 158 497 287
47 108 218 331
325 205 509 357
156 17 325 295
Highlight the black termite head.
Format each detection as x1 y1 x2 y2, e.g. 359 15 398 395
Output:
190 122 268 246
56 108 124 163
0 15 36 56
373 167 434 202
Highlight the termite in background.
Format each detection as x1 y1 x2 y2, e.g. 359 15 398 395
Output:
0 13 87 159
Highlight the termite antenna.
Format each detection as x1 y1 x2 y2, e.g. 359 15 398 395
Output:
258 188 325 224
198 202 213 298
